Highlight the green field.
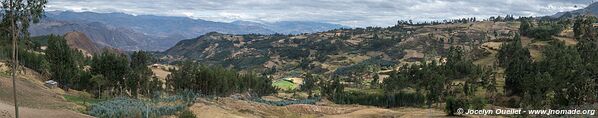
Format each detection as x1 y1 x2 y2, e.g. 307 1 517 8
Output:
63 95 104 106
272 80 297 90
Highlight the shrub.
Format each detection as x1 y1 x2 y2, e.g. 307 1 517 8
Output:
178 109 196 118
88 90 198 118
445 96 469 116
470 96 487 110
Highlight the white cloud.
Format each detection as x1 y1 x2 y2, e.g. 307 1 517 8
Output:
46 0 594 27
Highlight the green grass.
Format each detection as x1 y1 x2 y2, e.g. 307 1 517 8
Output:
63 95 104 106
345 88 384 95
273 80 297 90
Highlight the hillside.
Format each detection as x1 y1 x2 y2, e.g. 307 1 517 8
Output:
0 62 92 118
164 21 519 77
63 32 102 56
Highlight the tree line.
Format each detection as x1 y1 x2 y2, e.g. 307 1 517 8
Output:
166 61 277 97
499 16 598 109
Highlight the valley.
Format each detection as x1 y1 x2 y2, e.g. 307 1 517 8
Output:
0 1 598 118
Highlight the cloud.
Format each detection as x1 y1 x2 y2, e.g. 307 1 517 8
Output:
46 0 594 27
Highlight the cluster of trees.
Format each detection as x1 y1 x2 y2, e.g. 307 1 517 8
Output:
16 47 48 74
332 90 426 108
89 51 162 98
0 35 57 76
367 34 400 50
574 16 598 82
1 34 163 99
45 35 88 89
489 15 517 22
166 61 277 97
498 16 598 109
322 46 495 110
300 73 317 97
519 18 565 40
382 47 495 108
396 17 478 26
41 35 161 98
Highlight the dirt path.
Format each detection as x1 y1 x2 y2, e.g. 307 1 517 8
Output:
553 36 577 46
0 102 92 118
322 108 402 118
180 97 457 118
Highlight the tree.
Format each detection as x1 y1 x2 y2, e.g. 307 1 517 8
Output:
573 16 597 41
1 0 47 117
519 19 532 36
497 32 535 92
167 61 276 97
444 46 475 79
301 73 316 97
127 51 153 98
539 42 592 106
371 74 379 89
574 16 598 84
45 35 78 89
521 72 552 109
91 50 130 96
503 41 532 96
90 75 107 98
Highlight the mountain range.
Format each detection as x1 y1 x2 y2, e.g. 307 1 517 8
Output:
552 2 598 18
28 11 347 51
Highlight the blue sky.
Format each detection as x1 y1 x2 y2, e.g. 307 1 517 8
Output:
46 0 595 27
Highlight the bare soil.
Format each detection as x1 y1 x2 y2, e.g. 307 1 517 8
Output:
0 62 91 118
178 97 456 118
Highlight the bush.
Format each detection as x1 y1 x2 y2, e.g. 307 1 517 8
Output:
88 90 198 118
470 97 487 109
521 22 564 40
178 109 196 118
445 96 469 116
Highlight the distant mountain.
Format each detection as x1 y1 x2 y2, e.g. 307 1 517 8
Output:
30 11 346 51
231 20 349 34
552 2 598 18
63 31 102 56
29 19 178 51
45 11 275 38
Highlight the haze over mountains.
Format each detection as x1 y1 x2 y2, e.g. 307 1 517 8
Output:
28 11 347 51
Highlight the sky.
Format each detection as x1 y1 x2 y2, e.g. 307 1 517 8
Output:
46 0 595 27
